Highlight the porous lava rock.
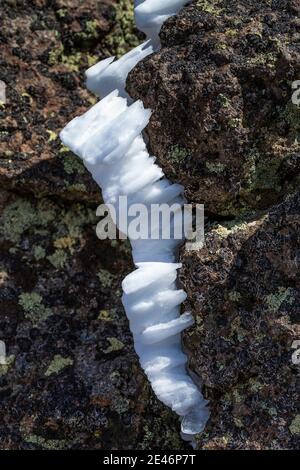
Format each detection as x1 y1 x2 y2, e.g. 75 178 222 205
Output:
127 0 300 216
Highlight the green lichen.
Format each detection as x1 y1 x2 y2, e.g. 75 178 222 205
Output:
0 198 61 243
138 411 184 450
48 45 64 66
289 415 300 435
248 378 264 393
47 249 68 269
87 55 99 67
0 355 15 376
218 93 231 108
59 144 70 154
33 246 46 261
228 117 242 128
206 161 226 173
167 145 189 164
1 199 36 242
61 203 97 239
111 395 130 414
230 316 247 342
63 154 85 175
265 287 294 311
216 42 227 51
105 0 140 58
85 20 100 38
72 19 103 48
103 337 124 354
246 52 278 68
65 183 87 194
229 291 242 302
233 417 244 428
212 221 247 238
56 8 67 18
243 149 258 187
45 355 74 376
62 53 82 72
19 292 51 324
97 269 115 288
35 200 57 226
268 407 278 417
98 309 118 322
1 197 98 256
24 434 67 450
248 157 283 193
48 45 82 72
196 0 222 14
225 29 238 38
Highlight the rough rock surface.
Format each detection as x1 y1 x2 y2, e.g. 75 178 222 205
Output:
127 0 300 450
0 0 185 450
1 0 299 451
180 192 300 449
127 0 300 216
0 0 142 202
0 190 184 450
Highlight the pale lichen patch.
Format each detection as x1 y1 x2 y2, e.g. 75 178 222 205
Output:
45 355 74 377
18 292 52 324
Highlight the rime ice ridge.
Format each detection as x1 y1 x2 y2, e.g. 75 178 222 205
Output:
60 0 209 439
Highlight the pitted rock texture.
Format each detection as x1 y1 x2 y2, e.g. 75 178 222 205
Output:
0 190 185 450
1 0 299 451
127 0 300 216
0 0 141 202
179 191 300 449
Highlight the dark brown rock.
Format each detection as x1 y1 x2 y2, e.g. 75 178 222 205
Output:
180 191 300 449
0 190 184 450
0 0 141 202
1 0 300 451
127 0 300 216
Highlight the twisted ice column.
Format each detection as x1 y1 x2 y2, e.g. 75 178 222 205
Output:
60 91 209 436
60 0 209 439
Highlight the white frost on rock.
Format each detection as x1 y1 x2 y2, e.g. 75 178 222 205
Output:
85 41 154 99
135 0 192 44
85 1 192 99
60 0 209 440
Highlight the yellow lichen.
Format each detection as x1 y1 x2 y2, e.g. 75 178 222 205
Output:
53 237 75 251
0 355 15 376
103 337 124 354
289 415 300 435
45 355 74 377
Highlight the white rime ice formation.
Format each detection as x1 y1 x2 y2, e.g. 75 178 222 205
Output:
60 0 209 439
